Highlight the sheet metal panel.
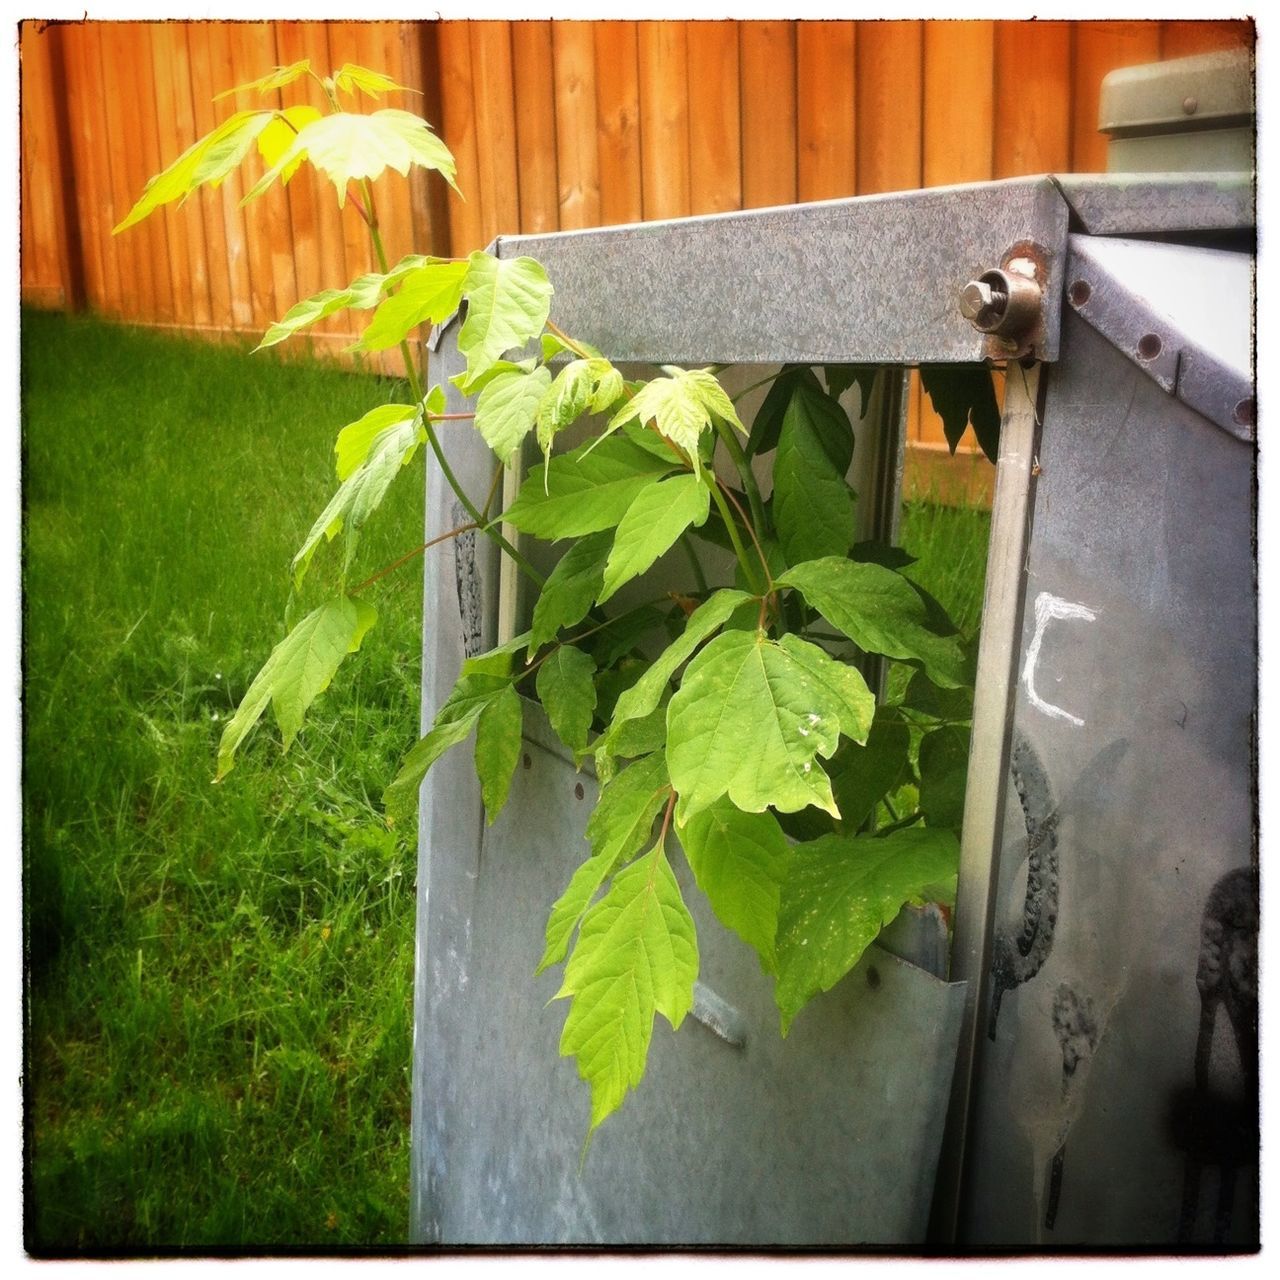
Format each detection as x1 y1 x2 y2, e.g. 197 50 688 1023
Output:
496 177 1069 365
961 311 1257 1247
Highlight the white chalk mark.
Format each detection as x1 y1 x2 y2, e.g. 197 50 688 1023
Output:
1021 591 1098 727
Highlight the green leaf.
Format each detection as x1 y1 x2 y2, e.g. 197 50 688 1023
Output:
357 260 470 351
113 110 274 233
256 105 324 183
599 473 711 605
744 365 817 457
678 799 788 972
597 589 752 761
666 629 874 825
528 531 613 656
902 669 973 722
216 596 374 778
456 253 554 382
534 358 623 464
255 254 434 349
824 364 878 413
773 380 856 566
293 412 424 586
503 435 679 541
774 828 960 1033
244 109 459 207
918 725 970 832
475 684 523 824
473 365 553 466
920 365 1002 463
778 557 969 689
536 645 597 756
333 403 418 481
556 847 697 1132
214 60 312 99
383 671 515 824
449 357 538 398
607 367 744 462
333 63 417 98
587 606 669 671
537 752 671 973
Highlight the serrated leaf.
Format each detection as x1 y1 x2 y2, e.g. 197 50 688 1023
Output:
920 365 1002 463
556 847 697 1132
666 629 874 825
333 403 418 481
293 412 423 586
503 435 679 541
744 365 818 457
778 557 969 689
597 589 752 763
333 63 417 98
537 752 671 973
244 109 459 207
587 605 668 670
216 596 373 778
902 668 973 722
599 473 711 605
113 110 273 233
255 254 434 349
473 365 553 466
255 105 324 183
528 532 613 656
678 799 788 972
383 671 515 824
456 253 554 382
534 358 622 464
358 260 470 351
450 357 538 398
536 645 597 756
214 60 312 100
918 725 970 832
607 367 743 462
774 828 960 1032
773 380 856 566
475 684 523 824
602 702 667 762
824 364 878 413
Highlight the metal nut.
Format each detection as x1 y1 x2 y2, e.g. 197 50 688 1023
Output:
959 267 1041 340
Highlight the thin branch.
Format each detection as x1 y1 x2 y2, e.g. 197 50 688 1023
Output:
349 520 477 594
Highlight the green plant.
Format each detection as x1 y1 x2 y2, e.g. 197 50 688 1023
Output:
117 59 993 1138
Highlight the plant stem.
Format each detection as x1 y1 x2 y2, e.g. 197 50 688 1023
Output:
544 318 593 361
680 535 708 595
702 463 762 595
717 478 773 592
874 809 925 837
359 177 543 588
714 418 768 538
730 367 785 404
349 520 479 594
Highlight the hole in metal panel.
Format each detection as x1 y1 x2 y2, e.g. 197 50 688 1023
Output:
1233 398 1255 427
1068 279 1091 308
1138 333 1163 361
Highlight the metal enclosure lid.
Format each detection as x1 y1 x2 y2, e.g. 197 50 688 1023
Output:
1063 234 1254 440
1099 49 1253 135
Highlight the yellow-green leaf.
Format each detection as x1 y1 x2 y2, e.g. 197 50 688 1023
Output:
456 253 554 383
255 104 324 183
358 260 470 351
333 63 417 98
214 60 312 100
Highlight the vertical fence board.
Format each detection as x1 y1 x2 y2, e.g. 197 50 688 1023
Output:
741 21 797 209
1071 22 1163 172
438 21 484 255
638 22 691 222
513 21 561 235
19 23 68 307
594 21 642 227
60 25 111 311
797 21 856 202
133 27 176 324
469 22 521 244
687 20 741 217
993 21 1072 178
552 22 600 231
1160 19 1254 60
856 21 923 196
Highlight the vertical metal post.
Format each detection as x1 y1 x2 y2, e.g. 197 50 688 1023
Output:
930 362 1044 1241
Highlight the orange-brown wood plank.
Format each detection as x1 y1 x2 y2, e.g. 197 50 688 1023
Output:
132 26 176 323
687 20 741 216
1160 19 1254 60
469 22 521 243
399 19 445 256
594 21 642 227
552 22 601 231
638 22 691 222
149 23 210 327
856 21 923 196
993 21 1072 178
59 24 113 311
1071 21 1163 173
923 21 995 188
437 20 484 255
797 21 856 202
512 21 560 235
741 21 797 209
19 23 66 307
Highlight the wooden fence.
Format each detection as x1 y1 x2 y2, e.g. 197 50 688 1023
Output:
20 19 1253 490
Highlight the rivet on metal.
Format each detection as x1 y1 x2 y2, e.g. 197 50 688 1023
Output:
1183 95 1199 115
1233 397 1255 427
574 782 584 800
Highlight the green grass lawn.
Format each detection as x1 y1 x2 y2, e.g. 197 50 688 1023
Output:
23 310 990 1252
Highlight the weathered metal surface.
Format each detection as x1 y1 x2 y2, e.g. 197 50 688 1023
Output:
960 311 1257 1248
1051 173 1254 237
416 700 966 1246
496 177 1070 365
1065 234 1254 440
